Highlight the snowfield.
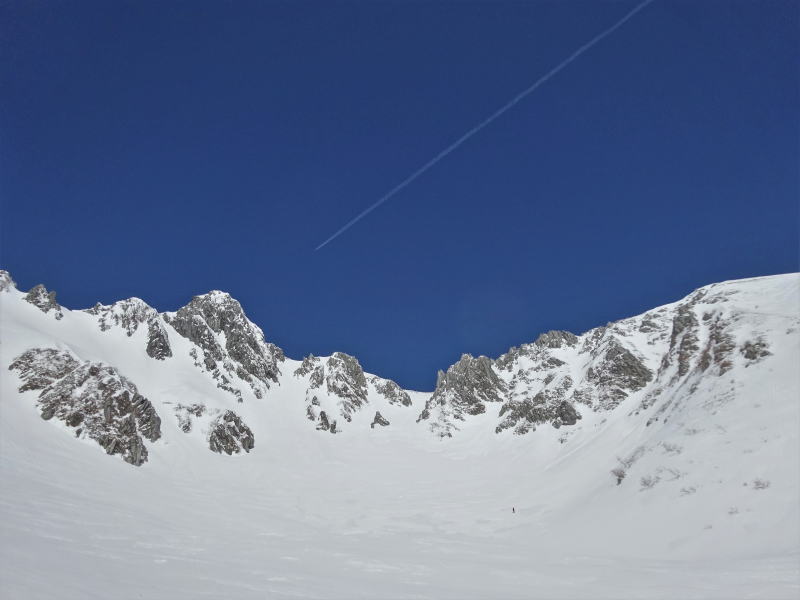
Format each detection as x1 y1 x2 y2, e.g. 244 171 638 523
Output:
1 271 798 599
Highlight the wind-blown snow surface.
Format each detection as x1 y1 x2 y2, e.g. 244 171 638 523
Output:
1 272 799 599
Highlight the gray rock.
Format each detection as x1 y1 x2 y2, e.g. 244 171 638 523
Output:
371 376 412 406
496 377 579 434
669 306 700 376
208 410 254 454
321 353 368 419
417 354 506 437
167 291 284 399
315 410 338 434
556 400 580 425
699 317 736 374
534 330 579 349
585 340 652 408
371 411 390 428
9 348 161 466
24 284 63 320
146 318 173 360
298 353 370 426
85 299 173 361
741 340 771 362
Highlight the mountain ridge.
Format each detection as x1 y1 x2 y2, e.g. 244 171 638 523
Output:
1 268 797 462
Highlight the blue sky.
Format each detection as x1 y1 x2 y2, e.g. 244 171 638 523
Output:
1 1 797 390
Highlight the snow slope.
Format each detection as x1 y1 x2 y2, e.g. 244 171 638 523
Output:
1 270 798 599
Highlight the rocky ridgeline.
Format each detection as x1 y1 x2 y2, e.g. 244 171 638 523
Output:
8 348 161 466
165 291 285 400
419 319 660 437
85 298 173 360
2 267 790 464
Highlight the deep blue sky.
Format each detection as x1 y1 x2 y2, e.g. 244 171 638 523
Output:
1 1 797 390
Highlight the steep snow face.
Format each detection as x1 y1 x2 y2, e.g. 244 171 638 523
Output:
0 269 798 599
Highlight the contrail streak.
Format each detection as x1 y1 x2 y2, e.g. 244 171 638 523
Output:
315 0 655 251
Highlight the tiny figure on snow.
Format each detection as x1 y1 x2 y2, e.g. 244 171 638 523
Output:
512 507 515 514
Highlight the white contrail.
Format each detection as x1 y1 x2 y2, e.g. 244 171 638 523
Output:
315 0 655 251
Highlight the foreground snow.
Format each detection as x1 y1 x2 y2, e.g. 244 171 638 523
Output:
1 272 798 598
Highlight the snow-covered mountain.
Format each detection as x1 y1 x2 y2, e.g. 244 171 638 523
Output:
1 268 798 599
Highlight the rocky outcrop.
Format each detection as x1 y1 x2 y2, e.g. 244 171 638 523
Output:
417 354 506 437
86 297 156 335
555 400 580 426
167 291 284 399
146 319 173 360
668 305 700 377
85 298 173 360
321 353 368 418
24 284 63 320
496 376 579 434
372 376 412 406
8 348 161 466
295 353 370 429
534 330 579 349
315 410 338 434
208 410 254 454
371 411 390 428
581 340 652 410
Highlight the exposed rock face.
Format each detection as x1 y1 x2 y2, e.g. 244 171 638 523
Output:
315 410 337 434
496 376 579 434
85 298 173 360
208 410 254 454
371 411 390 428
556 400 580 426
668 305 701 377
24 284 63 320
146 319 173 360
417 354 506 437
371 376 412 406
86 298 156 335
534 330 579 349
8 348 161 466
0 270 16 292
166 291 284 399
321 353 368 418
581 340 652 410
295 353 370 429
698 315 736 375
